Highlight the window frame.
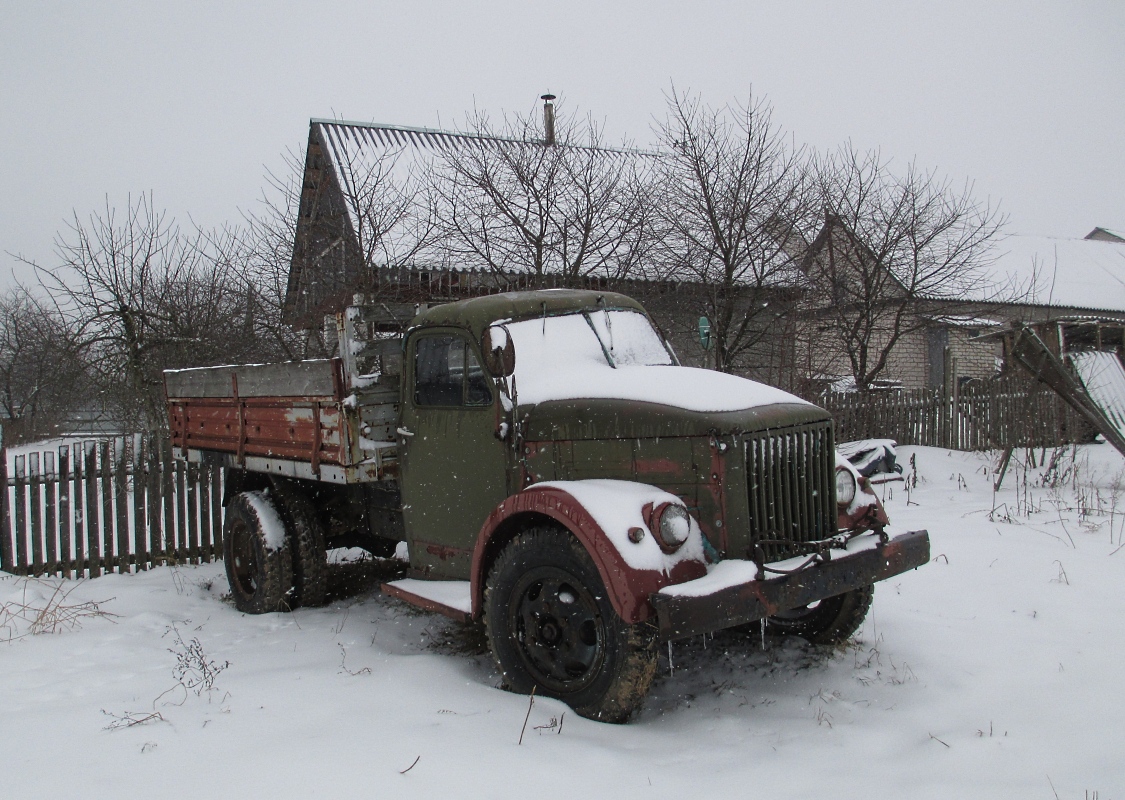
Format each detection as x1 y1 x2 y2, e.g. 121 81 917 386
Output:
411 331 493 409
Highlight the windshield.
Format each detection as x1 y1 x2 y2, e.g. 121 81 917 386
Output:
499 307 808 411
506 309 673 373
501 309 673 406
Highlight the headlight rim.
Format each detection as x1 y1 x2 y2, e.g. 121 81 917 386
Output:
835 466 858 506
645 501 693 553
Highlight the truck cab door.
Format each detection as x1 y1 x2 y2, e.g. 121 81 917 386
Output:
398 329 509 580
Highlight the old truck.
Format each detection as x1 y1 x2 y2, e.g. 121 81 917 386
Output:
165 289 929 722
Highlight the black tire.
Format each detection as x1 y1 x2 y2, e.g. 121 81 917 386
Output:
484 527 657 723
223 491 294 614
766 584 874 645
270 481 328 608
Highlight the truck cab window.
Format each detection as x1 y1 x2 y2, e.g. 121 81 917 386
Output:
414 334 492 407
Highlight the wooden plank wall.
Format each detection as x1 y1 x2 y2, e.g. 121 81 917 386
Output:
0 433 223 578
821 378 1091 450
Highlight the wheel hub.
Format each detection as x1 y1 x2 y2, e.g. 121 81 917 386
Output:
509 567 606 694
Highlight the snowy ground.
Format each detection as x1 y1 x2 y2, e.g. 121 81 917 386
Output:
3 445 1123 799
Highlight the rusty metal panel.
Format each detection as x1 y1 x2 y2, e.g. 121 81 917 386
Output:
651 529 929 641
171 397 349 464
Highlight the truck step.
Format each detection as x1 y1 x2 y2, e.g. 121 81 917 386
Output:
382 579 472 622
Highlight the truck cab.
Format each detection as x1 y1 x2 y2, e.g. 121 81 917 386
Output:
166 289 928 722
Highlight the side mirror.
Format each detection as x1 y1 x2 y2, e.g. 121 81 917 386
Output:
698 316 712 351
482 325 516 378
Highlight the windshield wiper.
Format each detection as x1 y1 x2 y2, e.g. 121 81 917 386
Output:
582 312 616 368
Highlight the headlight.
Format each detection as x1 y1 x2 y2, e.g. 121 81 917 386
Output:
649 502 692 552
836 467 858 506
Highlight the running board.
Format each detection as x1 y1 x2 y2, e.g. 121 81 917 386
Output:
382 579 472 622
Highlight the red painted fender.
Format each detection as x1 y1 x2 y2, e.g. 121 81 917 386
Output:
837 478 891 532
469 485 707 624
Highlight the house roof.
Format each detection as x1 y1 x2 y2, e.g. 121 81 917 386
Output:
311 118 653 236
287 118 805 323
982 235 1125 314
1086 227 1125 243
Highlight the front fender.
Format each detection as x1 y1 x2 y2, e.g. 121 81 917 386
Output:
470 480 708 624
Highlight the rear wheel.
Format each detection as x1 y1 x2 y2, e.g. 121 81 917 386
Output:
484 527 657 723
766 584 874 644
223 491 293 614
270 481 328 608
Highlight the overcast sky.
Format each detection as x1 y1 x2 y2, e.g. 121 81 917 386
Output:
2 0 1122 286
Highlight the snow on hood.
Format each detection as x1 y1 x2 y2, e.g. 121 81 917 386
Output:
506 311 811 412
531 479 706 573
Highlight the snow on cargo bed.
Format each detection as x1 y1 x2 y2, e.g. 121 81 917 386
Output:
505 309 810 411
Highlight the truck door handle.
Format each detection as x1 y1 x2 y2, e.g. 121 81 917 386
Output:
396 427 415 438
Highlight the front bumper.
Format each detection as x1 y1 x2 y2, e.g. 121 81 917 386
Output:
649 529 930 641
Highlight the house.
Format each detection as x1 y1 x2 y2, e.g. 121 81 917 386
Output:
283 110 807 383
797 218 1125 393
281 104 1125 396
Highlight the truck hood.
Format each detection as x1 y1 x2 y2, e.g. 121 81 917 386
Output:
514 364 809 413
517 366 830 440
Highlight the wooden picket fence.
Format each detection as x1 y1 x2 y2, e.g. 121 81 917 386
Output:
0 434 223 578
820 378 1091 451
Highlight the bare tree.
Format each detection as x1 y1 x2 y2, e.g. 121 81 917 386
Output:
429 103 656 285
0 287 87 443
804 144 1006 391
652 89 813 376
24 194 260 431
222 149 331 360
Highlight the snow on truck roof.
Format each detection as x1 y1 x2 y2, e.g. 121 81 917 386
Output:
416 292 813 413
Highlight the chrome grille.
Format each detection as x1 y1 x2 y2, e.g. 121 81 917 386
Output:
745 421 836 561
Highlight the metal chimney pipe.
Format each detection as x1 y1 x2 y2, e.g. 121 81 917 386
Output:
541 93 556 145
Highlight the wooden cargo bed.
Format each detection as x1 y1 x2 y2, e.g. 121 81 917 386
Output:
165 359 397 484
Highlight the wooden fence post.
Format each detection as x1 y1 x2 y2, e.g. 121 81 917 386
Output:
132 434 148 571
29 453 43 575
161 437 175 565
0 426 11 574
58 446 72 579
85 442 100 578
13 455 26 574
147 435 162 566
114 437 130 573
73 444 85 578
44 451 57 576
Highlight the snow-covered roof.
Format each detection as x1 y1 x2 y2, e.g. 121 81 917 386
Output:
314 119 646 209
1086 227 1125 243
1069 351 1125 441
982 235 1125 313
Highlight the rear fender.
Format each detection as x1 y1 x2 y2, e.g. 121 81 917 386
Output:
470 483 708 624
222 469 270 507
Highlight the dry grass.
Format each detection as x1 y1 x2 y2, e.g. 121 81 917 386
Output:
0 578 117 641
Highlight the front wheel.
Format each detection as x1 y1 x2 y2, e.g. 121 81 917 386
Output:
223 491 293 614
766 584 874 644
484 527 657 724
